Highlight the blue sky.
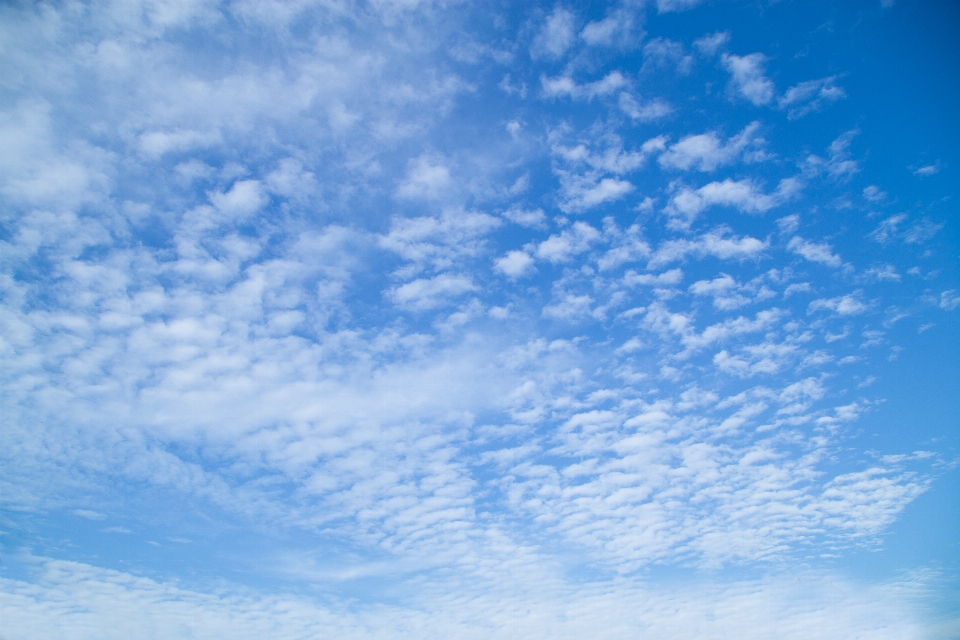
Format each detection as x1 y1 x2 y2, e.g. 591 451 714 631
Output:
1 0 958 637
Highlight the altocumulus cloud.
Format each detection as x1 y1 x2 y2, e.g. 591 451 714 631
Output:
0 1 957 639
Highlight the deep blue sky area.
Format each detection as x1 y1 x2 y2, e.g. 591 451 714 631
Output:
1 1 958 638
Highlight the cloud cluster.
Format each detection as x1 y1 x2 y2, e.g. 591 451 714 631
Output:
0 556 939 640
0 0 955 637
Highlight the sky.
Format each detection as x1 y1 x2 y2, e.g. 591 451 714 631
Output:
1 0 958 638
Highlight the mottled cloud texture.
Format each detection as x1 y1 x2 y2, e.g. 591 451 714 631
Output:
0 1 957 638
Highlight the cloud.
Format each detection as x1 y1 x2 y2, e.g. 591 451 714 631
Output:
862 185 886 202
777 214 800 235
868 214 907 244
495 250 536 279
0 556 940 640
138 128 222 158
618 93 673 121
542 293 593 320
658 121 767 171
903 219 944 244
913 162 940 176
266 159 318 199
502 206 546 228
0 1 950 635
665 177 801 229
722 53 776 106
559 176 634 212
396 156 453 200
787 236 843 267
778 76 846 118
941 291 960 311
693 31 730 56
688 273 761 310
501 368 929 567
809 293 870 316
680 308 784 351
580 8 643 47
597 221 652 271
208 180 267 218
549 130 657 212
712 341 798 377
387 274 476 309
656 0 704 13
72 509 106 520
642 38 693 75
624 268 683 287
379 208 501 273
541 71 627 100
531 8 576 59
866 214 942 246
863 264 900 282
536 222 601 263
804 130 860 180
648 228 769 268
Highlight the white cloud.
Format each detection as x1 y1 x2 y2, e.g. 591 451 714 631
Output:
784 282 812 298
941 290 960 311
72 509 106 520
208 180 267 218
580 17 619 46
502 206 546 228
549 130 656 212
542 293 593 320
809 293 870 316
903 219 943 244
693 31 730 56
0 2 949 635
648 228 769 268
379 208 501 273
0 556 940 640
531 8 576 59
665 177 800 229
658 121 766 171
682 308 784 351
387 274 476 309
787 236 842 268
559 176 634 212
689 274 753 309
713 341 797 377
777 214 800 235
862 184 887 202
266 158 317 199
642 38 693 75
495 250 536 279
868 214 906 244
778 76 846 118
138 128 222 157
656 0 704 13
579 9 641 47
722 53 775 106
864 264 900 282
541 71 627 100
624 268 683 287
396 156 453 200
618 93 673 121
804 130 859 180
597 221 652 271
536 222 601 263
